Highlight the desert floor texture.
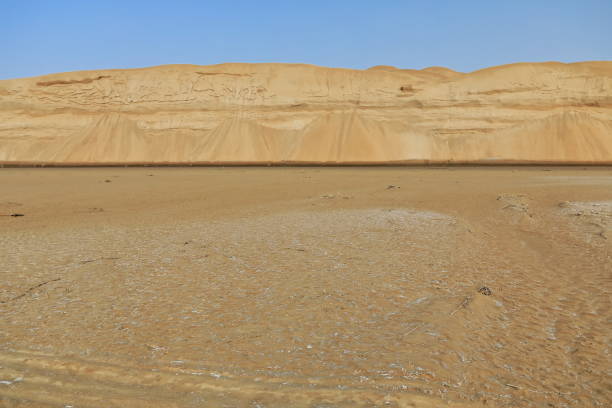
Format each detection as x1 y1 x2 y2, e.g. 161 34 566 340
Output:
0 167 610 408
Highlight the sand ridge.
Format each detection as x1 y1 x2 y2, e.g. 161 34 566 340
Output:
0 61 611 164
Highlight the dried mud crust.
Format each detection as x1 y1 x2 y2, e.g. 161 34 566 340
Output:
557 201 612 244
0 168 611 407
1 207 609 407
496 193 537 229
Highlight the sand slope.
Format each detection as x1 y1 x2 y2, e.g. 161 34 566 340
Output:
0 61 611 164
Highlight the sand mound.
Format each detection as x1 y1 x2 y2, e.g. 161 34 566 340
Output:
0 61 611 164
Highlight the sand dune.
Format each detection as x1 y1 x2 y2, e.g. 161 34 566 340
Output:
0 61 611 164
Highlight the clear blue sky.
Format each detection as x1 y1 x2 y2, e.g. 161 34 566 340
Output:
2 0 611 79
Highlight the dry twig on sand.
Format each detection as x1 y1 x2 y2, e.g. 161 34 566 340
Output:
0 278 61 303
449 296 472 316
81 257 120 264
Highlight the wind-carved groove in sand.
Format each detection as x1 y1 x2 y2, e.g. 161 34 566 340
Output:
36 75 111 87
0 350 468 408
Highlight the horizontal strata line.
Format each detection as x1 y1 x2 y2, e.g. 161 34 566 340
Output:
3 102 612 112
1 161 612 167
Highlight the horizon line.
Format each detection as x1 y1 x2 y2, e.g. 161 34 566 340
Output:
2 59 612 81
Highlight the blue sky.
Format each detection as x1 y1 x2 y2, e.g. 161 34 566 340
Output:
2 0 611 79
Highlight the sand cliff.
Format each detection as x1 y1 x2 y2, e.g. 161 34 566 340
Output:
0 61 611 164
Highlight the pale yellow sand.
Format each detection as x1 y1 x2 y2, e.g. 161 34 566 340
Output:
1 62 611 164
1 167 611 407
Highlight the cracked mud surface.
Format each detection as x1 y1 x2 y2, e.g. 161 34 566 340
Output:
0 167 611 407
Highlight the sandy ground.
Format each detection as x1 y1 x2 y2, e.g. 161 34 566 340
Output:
0 167 610 407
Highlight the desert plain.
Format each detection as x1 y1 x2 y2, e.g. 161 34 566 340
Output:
0 166 610 407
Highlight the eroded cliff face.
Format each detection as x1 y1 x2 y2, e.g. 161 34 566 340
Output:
0 62 611 164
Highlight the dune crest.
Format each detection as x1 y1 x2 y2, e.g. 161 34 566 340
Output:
0 61 611 164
